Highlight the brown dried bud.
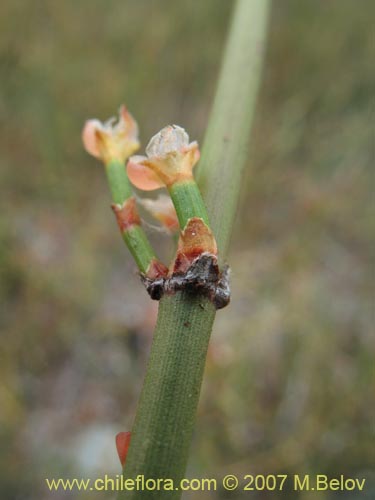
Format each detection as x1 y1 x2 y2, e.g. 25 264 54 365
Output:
172 217 217 274
111 197 141 232
146 258 169 280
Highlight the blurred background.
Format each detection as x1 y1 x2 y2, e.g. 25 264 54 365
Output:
1 0 373 498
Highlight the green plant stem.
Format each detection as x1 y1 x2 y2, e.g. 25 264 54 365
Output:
122 225 155 274
106 159 133 204
105 159 157 274
196 0 270 256
121 294 215 492
168 180 209 229
119 1 270 498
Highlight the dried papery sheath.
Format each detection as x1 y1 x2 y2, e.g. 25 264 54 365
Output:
146 125 188 156
140 253 231 309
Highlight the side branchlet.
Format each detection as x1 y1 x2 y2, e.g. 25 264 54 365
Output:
82 107 167 277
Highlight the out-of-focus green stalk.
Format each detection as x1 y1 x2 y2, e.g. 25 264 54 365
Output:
119 1 270 498
196 0 270 257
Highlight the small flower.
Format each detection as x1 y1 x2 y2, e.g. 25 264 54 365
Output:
82 105 139 164
127 125 200 190
138 194 179 232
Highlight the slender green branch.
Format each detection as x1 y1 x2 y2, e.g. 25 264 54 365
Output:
168 180 209 229
119 0 270 498
105 159 158 274
106 159 133 204
122 225 156 275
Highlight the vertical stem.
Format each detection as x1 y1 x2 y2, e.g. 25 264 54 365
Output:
105 159 158 274
122 225 156 274
121 294 215 498
196 0 270 256
119 1 270 498
106 159 133 204
168 180 209 229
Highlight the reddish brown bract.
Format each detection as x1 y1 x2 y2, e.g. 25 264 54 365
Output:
173 217 217 274
147 258 169 279
116 431 131 467
111 197 141 232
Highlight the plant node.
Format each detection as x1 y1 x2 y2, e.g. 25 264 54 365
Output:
140 253 230 309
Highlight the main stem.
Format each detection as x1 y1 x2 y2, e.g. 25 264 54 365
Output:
119 1 270 498
121 294 215 486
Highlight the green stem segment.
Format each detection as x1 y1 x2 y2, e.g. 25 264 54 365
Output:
196 0 270 255
106 159 133 204
120 294 215 499
106 159 157 274
168 179 210 229
122 225 155 274
119 0 270 498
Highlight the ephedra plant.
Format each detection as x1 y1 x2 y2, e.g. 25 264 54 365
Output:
82 0 270 498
